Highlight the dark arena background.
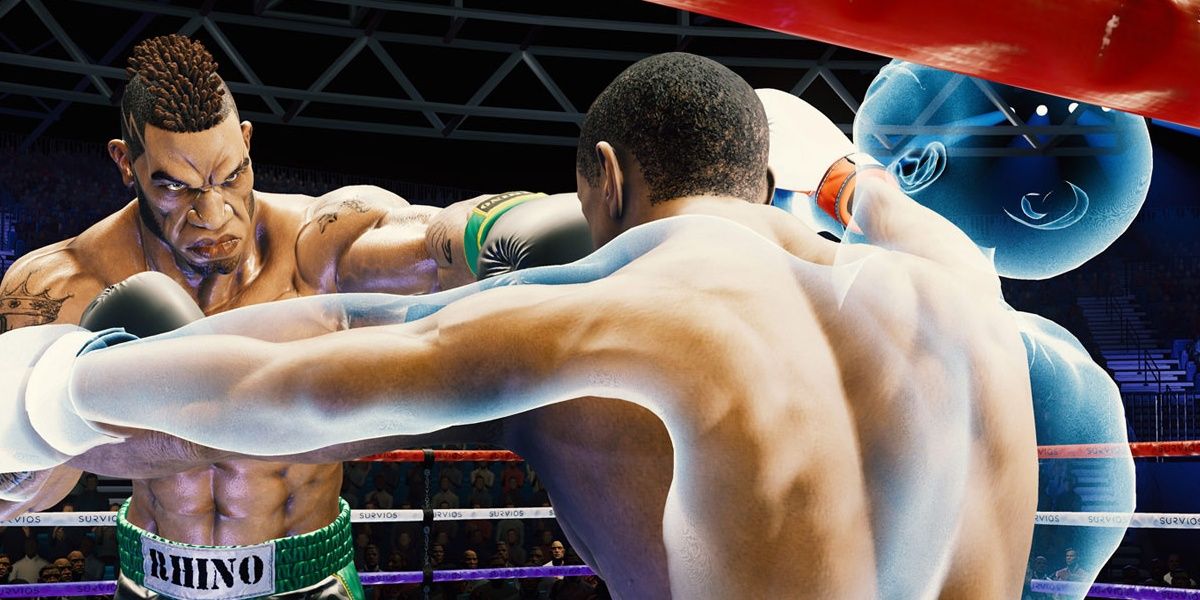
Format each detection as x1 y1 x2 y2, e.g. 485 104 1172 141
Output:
2 1 1200 599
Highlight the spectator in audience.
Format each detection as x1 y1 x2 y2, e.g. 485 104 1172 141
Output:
500 463 525 491
470 475 495 509
440 462 464 490
36 564 59 583
470 556 519 600
50 558 71 582
360 544 383 573
393 530 419 571
542 540 568 585
431 503 459 548
47 504 83 560
65 551 87 583
69 473 107 512
464 505 494 547
432 476 461 509
430 544 448 570
93 504 121 567
36 564 64 600
365 474 395 510
503 528 527 567
0 553 11 584
549 556 596 600
1169 570 1195 588
352 532 371 567
500 476 525 506
405 466 426 501
1053 547 1085 582
495 500 525 550
344 462 372 506
11 539 49 584
527 547 545 568
1165 554 1186 581
1023 554 1051 600
471 462 496 490
0 525 37 562
452 549 486 596
494 541 513 568
384 549 405 572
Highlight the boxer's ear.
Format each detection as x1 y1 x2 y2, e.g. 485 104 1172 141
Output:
107 139 134 188
763 167 777 205
595 141 624 220
892 141 947 195
240 121 254 152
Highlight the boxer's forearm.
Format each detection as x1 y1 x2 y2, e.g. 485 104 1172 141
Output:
68 279 642 461
68 321 545 459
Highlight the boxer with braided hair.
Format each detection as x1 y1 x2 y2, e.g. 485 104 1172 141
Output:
0 33 591 600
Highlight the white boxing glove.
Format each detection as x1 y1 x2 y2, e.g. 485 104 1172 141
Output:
758 88 896 235
0 324 132 500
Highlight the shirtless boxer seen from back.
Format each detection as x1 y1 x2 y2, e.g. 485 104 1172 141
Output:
1 53 1036 598
0 34 587 600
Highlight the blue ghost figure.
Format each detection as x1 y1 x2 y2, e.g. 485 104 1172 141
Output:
853 60 1152 280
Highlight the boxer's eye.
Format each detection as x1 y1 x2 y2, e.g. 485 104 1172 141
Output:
164 182 188 193
224 171 240 184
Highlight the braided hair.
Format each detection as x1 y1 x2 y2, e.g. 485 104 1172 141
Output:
120 34 235 160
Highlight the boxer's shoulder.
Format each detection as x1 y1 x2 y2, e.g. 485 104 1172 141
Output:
0 249 105 331
302 185 408 221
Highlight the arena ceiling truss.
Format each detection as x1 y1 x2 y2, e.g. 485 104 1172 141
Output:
0 0 1130 155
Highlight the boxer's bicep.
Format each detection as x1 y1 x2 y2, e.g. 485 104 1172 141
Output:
297 187 413 292
336 205 442 294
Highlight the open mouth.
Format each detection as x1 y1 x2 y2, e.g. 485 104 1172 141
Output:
188 236 240 259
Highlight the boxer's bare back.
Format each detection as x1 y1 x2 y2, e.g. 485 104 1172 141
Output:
70 182 1036 598
0 185 440 545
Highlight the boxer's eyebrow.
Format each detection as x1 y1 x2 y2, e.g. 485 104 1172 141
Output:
150 169 191 187
220 157 251 181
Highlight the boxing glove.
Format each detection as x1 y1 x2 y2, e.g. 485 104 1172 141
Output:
757 88 896 235
81 271 205 337
473 192 594 280
1 272 202 491
0 324 134 491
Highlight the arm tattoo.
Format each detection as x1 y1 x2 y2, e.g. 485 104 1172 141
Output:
428 221 453 265
316 199 373 234
0 273 72 333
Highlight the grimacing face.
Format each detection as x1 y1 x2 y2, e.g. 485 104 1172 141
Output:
116 115 256 277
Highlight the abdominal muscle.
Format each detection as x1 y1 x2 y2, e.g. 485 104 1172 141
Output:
126 461 343 546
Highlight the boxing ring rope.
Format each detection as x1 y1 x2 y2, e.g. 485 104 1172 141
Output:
369 441 1200 463
1031 579 1200 600
365 442 1200 463
359 449 522 462
10 507 1200 529
0 566 597 598
1038 441 1200 459
6 575 1199 600
5 441 1194 598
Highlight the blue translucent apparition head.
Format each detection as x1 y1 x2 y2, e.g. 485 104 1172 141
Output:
853 60 1152 279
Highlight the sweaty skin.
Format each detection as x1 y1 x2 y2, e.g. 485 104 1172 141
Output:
61 180 1036 599
0 117 472 545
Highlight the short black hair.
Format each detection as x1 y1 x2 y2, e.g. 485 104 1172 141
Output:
576 52 768 204
120 34 235 161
